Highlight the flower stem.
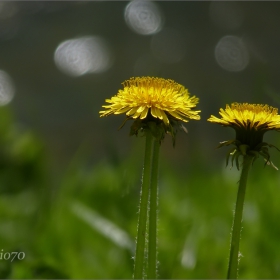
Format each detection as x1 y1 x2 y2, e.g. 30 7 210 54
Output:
133 130 153 279
227 154 253 279
147 139 160 279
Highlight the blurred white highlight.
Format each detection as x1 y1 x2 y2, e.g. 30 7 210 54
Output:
215 35 249 72
54 36 113 77
181 228 197 269
181 247 196 269
0 70 15 106
124 0 163 35
71 201 134 253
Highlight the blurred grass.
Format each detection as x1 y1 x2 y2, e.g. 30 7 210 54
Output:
1 106 280 278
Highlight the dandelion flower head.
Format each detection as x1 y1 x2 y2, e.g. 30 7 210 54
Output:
208 103 280 168
100 77 200 141
100 76 200 124
208 103 280 132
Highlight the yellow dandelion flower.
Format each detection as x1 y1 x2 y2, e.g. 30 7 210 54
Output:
210 104 280 277
100 76 200 129
208 102 280 169
208 103 280 132
99 78 200 277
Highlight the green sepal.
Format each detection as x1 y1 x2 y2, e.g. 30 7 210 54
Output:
123 113 191 147
235 152 241 170
147 122 165 144
129 119 143 136
226 147 237 167
217 139 237 149
118 117 131 130
239 144 249 156
166 122 176 147
217 138 279 170
247 150 259 166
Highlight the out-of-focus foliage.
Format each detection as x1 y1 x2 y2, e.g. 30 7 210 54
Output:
1 106 280 278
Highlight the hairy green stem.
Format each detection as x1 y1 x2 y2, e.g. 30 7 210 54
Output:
147 139 160 279
227 154 253 279
133 130 153 279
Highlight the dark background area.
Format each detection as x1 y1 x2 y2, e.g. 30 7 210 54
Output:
1 1 280 169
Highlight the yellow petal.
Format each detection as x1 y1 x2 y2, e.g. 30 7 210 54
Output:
161 110 169 125
151 106 159 118
115 107 130 114
140 107 149 119
136 105 147 113
126 107 138 116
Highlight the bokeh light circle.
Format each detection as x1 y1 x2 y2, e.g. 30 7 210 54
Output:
124 0 163 35
215 35 249 72
54 36 113 77
0 70 15 106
